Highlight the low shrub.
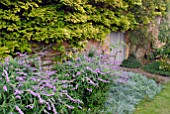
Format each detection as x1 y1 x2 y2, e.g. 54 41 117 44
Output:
143 61 170 76
0 53 81 114
105 72 162 114
158 56 170 71
0 52 120 114
120 55 142 68
54 54 119 113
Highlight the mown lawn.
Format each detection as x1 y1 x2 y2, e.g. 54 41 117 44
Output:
134 82 170 114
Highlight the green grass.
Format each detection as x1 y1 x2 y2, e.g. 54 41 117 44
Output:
134 82 170 114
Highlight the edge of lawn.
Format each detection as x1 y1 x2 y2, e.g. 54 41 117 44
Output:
134 81 170 114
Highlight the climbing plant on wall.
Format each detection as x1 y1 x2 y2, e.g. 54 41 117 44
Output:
127 0 168 56
0 0 167 60
149 0 170 73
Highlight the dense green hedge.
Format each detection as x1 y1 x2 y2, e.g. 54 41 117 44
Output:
120 55 142 68
0 0 167 59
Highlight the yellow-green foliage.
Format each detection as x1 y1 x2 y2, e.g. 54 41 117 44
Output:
0 0 167 59
158 56 170 71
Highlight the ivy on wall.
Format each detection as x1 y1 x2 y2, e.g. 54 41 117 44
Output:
0 0 167 59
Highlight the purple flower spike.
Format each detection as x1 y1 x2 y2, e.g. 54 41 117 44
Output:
75 84 79 90
45 102 51 110
60 90 67 93
3 69 10 82
60 80 74 83
16 77 25 81
3 86 7 91
66 104 75 109
14 90 24 95
27 89 38 96
48 100 58 114
86 66 92 71
87 88 92 92
5 57 10 62
15 106 24 114
76 72 81 76
27 89 44 104
95 68 100 73
16 52 27 57
25 104 34 109
37 94 44 104
39 98 44 104
44 70 56 76
16 95 21 99
86 77 98 87
42 92 55 97
84 55 91 61
78 106 82 109
97 78 110 83
63 93 82 104
62 84 68 88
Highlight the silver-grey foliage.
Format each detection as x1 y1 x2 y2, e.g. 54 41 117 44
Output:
105 72 162 114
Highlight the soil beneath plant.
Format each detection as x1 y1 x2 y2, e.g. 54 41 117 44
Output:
120 67 170 83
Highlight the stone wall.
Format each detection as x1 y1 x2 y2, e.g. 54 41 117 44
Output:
85 34 110 55
31 35 111 70
149 16 164 48
128 17 163 63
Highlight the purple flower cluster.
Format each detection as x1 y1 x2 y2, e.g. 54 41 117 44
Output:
0 54 83 114
14 90 23 95
1 52 133 113
83 55 92 62
58 53 121 109
86 66 103 74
